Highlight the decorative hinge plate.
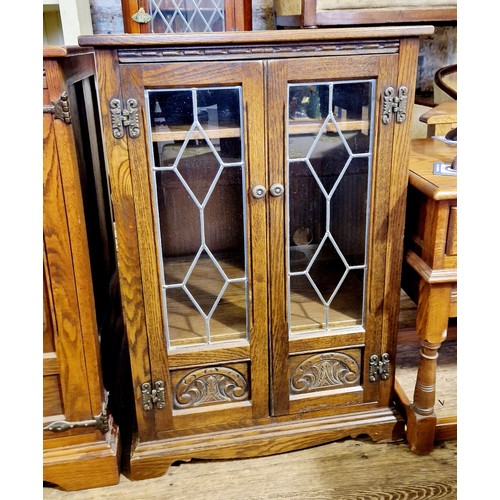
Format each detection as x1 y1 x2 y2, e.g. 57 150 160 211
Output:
381 86 408 124
132 7 152 24
110 98 140 139
43 91 71 124
43 392 110 433
369 353 390 382
141 380 166 411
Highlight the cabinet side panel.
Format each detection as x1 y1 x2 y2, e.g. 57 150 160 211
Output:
53 56 106 417
43 252 64 418
43 254 57 354
43 62 93 423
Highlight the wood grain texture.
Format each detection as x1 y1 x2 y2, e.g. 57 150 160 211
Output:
121 63 174 434
407 139 457 200
419 100 457 138
313 8 455 26
48 53 104 418
242 61 270 421
43 60 92 423
87 29 425 479
121 0 142 33
400 137 458 454
43 437 456 498
362 53 397 404
396 338 457 423
126 407 403 480
379 37 420 407
43 431 120 492
78 26 435 48
266 59 289 417
43 51 120 489
93 49 157 440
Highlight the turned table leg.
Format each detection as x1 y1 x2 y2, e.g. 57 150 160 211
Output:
406 282 451 455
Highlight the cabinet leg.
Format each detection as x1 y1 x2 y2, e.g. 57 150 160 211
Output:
406 340 441 454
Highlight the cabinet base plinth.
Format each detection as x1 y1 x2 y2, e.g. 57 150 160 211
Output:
127 408 405 481
406 406 438 455
43 431 120 491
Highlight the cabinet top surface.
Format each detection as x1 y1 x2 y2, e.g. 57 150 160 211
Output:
43 45 93 58
409 139 457 201
78 26 434 48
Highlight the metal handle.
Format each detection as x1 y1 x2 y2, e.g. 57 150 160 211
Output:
270 183 284 197
252 185 267 199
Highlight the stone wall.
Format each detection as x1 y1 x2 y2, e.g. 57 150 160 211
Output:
417 25 457 94
89 0 124 34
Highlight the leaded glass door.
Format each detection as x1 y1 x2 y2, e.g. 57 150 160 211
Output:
148 0 225 32
122 0 252 33
120 61 269 432
267 55 399 417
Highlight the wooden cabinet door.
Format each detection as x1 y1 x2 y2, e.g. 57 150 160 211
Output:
116 60 269 438
266 53 405 417
43 92 96 440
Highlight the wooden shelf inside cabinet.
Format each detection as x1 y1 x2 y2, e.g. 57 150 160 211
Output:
289 118 369 135
152 124 241 142
152 118 369 143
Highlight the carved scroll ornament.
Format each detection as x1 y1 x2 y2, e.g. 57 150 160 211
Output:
174 366 249 409
290 352 360 394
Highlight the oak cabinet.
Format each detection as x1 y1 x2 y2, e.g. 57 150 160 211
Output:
43 46 119 490
79 26 433 480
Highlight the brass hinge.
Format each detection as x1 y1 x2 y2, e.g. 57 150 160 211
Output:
141 380 166 411
43 91 71 124
368 353 390 382
381 86 408 124
43 392 110 433
110 98 140 139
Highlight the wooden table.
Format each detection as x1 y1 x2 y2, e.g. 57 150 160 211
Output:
396 138 457 455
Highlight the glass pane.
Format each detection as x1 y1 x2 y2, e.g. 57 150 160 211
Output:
149 88 242 168
287 81 374 335
289 275 327 332
148 87 248 349
149 0 225 33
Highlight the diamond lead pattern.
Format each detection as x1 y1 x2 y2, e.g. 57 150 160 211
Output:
151 87 247 347
288 81 373 333
149 0 225 33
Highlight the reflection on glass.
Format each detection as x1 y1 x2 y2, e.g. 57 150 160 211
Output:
287 81 374 335
149 0 225 33
147 87 248 349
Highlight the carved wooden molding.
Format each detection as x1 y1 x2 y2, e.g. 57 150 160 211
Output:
118 40 399 63
290 352 360 394
174 366 249 409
